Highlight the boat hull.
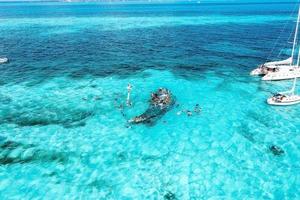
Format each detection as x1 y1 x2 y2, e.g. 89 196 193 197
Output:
267 95 300 105
262 68 300 81
250 67 265 76
250 65 294 76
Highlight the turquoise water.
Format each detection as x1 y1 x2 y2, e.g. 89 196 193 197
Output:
0 2 300 199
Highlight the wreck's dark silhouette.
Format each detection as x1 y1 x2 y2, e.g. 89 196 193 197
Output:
129 88 175 125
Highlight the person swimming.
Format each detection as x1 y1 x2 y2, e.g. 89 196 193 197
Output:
177 109 192 116
269 145 284 156
186 110 193 116
176 104 201 117
194 104 201 114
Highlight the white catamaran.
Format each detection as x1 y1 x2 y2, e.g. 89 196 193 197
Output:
251 7 300 80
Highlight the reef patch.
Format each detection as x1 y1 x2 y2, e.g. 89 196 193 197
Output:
0 139 67 165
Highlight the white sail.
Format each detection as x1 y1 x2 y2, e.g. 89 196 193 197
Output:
263 57 292 66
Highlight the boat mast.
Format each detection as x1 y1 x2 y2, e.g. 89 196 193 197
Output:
292 31 300 94
291 77 297 95
291 6 300 66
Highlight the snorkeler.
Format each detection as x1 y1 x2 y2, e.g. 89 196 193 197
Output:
178 110 193 116
269 145 284 156
186 110 193 116
194 104 201 114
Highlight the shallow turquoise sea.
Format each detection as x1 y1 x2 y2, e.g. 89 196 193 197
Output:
0 1 300 199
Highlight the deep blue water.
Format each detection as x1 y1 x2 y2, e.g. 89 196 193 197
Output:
0 2 300 199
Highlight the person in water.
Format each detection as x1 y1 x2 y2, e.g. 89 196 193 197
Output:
176 103 201 116
269 145 284 156
194 104 201 114
158 88 163 94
